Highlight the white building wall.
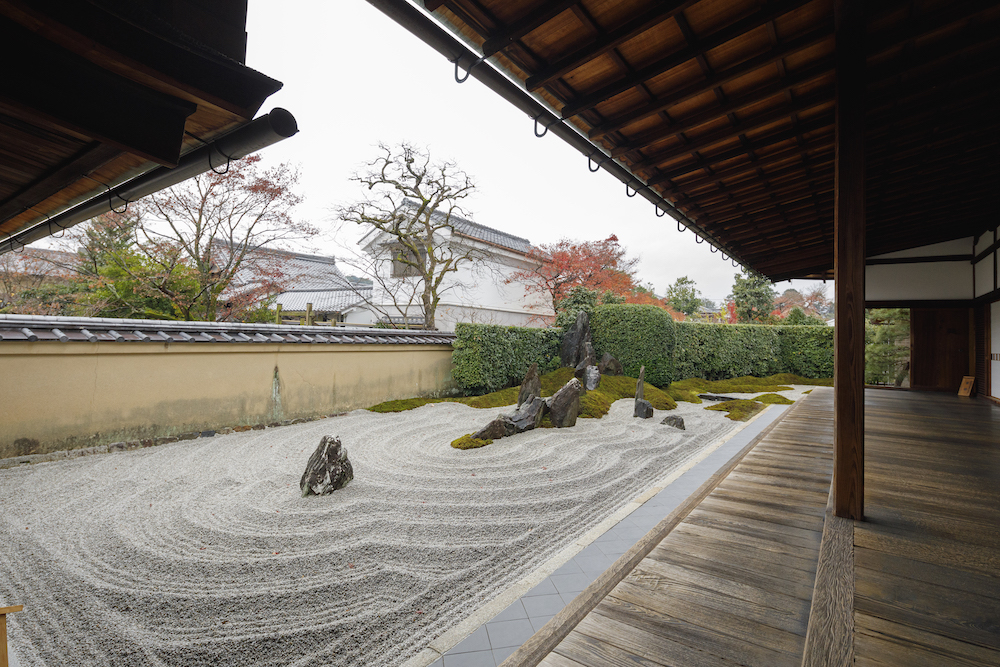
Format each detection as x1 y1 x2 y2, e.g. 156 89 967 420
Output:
362 230 554 332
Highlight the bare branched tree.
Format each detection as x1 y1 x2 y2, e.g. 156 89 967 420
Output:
336 143 491 330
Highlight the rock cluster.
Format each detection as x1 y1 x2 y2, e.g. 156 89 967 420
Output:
300 436 354 497
468 369 583 445
634 365 654 419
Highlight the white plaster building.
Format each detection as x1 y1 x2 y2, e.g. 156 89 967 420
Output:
356 205 554 331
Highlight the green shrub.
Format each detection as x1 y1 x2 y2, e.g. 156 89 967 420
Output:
776 326 834 378
452 323 561 393
591 304 676 387
674 322 779 380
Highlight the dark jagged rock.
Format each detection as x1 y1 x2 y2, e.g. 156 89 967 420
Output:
517 363 541 407
580 341 596 367
661 415 686 430
699 394 739 402
634 366 652 418
547 378 582 428
472 417 515 441
598 352 623 376
300 436 354 497
510 396 546 432
560 311 592 368
582 366 601 391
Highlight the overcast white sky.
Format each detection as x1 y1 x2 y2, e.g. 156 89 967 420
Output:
239 1 817 304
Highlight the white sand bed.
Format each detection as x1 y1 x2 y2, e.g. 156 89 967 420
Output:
0 394 783 666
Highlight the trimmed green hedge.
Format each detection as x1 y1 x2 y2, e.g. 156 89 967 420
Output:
777 325 835 378
591 304 676 387
451 323 561 394
450 310 833 393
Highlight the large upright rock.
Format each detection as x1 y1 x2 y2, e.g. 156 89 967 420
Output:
561 311 592 368
547 378 582 428
517 363 541 407
598 352 623 376
634 365 653 418
300 436 354 497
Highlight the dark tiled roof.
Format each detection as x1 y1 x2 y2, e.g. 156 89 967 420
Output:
400 200 534 255
275 288 372 313
0 315 455 345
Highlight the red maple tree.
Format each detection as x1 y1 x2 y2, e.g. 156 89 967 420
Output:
508 235 638 312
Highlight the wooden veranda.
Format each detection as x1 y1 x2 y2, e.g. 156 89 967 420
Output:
502 388 1000 666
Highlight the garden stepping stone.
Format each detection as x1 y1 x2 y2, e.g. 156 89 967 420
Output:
699 394 739 402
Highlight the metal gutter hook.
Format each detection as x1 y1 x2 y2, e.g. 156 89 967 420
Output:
452 54 485 83
721 252 730 261
655 204 667 217
588 152 612 172
694 234 704 244
676 219 686 233
534 114 558 138
626 182 642 197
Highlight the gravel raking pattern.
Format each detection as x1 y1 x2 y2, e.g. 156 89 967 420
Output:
0 399 741 666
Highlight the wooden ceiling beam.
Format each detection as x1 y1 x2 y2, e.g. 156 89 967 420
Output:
628 89 832 173
656 136 833 195
644 114 833 185
588 27 830 139
0 16 196 166
675 155 834 203
609 61 832 158
692 185 834 226
685 166 834 210
0 140 121 226
524 0 698 92
560 0 815 119
480 0 579 57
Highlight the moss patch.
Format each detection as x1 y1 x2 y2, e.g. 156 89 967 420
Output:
705 399 765 421
450 435 492 450
669 373 831 397
753 393 795 405
803 389 813 394
668 387 703 404
368 366 677 417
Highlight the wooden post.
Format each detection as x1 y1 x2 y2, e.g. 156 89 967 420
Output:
1 605 23 667
274 303 282 325
306 303 314 327
833 0 866 520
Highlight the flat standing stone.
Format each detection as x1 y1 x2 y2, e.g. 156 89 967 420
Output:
300 436 354 497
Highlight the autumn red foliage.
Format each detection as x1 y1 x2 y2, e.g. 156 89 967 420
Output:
508 235 639 311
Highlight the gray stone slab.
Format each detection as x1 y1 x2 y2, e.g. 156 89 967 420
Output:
449 625 491 654
485 618 535 649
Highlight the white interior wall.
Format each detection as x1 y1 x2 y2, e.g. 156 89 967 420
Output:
866 262 973 301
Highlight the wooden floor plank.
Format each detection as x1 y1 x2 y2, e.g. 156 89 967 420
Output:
856 612 1000 666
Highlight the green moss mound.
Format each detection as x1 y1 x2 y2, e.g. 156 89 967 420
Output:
669 373 831 397
668 387 703 404
753 393 795 405
705 399 765 421
803 389 813 394
450 435 492 450
368 367 677 418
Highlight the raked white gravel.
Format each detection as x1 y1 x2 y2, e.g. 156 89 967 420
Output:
0 387 811 666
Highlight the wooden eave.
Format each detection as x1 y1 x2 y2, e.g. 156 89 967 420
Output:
0 0 283 243
417 0 1000 281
